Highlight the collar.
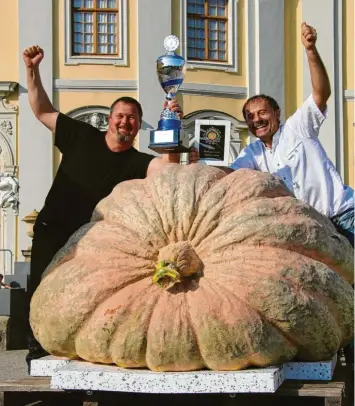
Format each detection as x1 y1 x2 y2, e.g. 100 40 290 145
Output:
260 127 282 154
271 127 281 154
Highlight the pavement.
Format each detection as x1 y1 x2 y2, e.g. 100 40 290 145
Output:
0 350 28 381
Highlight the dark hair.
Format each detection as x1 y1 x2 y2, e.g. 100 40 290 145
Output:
0 274 3 279
109 97 143 122
242 94 280 120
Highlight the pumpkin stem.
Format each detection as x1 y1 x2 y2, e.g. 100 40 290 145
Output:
152 260 181 289
152 242 203 289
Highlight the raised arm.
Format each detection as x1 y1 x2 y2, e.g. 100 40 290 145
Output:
301 22 331 112
23 46 59 132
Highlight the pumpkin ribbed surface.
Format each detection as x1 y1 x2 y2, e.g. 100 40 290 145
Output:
30 165 354 371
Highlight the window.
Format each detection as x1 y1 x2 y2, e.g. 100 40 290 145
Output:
65 0 127 65
180 0 238 72
72 0 118 55
187 0 228 62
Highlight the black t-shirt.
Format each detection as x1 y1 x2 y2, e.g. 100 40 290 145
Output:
38 113 154 235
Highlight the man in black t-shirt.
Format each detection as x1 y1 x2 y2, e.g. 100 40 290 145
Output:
22 45 186 371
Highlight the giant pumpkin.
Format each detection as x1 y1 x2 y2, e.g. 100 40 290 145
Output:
30 165 354 372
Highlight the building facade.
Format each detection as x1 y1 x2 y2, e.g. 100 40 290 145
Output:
0 0 353 272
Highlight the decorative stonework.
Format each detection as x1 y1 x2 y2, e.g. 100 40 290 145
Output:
78 112 109 131
0 127 15 174
0 82 18 101
0 173 19 215
0 83 18 277
0 83 18 175
67 106 109 132
0 120 13 137
0 98 17 113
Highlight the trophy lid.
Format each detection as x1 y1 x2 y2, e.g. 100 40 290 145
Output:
164 35 179 53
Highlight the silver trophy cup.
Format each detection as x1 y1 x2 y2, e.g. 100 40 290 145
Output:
149 35 190 153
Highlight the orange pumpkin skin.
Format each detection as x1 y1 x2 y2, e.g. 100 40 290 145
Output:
30 165 354 371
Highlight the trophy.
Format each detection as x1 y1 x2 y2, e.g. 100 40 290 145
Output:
148 35 190 153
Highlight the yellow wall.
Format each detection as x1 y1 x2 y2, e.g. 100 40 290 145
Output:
0 1 18 82
181 94 245 121
344 102 354 187
284 0 302 119
172 0 247 87
344 0 354 90
343 0 354 187
54 0 138 80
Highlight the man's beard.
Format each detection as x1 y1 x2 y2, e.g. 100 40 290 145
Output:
115 130 131 142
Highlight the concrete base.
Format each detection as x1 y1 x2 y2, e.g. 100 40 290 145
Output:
51 361 284 393
30 354 338 394
31 356 71 376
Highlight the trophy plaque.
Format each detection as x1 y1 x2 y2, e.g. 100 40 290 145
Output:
148 35 190 153
194 119 231 166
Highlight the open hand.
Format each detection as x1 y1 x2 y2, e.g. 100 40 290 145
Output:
301 22 317 50
22 45 44 68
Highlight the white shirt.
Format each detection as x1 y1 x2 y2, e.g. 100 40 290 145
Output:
230 95 354 218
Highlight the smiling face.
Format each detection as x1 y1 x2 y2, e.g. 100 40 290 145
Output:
108 102 141 146
244 98 280 144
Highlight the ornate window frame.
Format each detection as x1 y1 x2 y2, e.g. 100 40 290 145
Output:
67 105 110 131
0 83 18 175
0 84 18 276
180 0 239 72
64 0 128 66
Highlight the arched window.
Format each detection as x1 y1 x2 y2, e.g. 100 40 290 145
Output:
67 105 110 131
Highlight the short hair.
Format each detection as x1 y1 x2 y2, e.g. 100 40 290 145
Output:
242 94 280 120
109 97 143 122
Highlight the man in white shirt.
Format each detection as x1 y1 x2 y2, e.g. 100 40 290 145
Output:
230 22 354 247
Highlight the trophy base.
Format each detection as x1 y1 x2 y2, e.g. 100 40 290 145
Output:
149 128 190 153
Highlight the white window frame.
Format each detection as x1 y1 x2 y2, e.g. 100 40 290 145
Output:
180 0 238 72
64 0 128 66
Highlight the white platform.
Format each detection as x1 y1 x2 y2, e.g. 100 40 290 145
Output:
283 355 337 380
31 355 337 394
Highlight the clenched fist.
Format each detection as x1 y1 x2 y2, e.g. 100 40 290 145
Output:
301 22 317 50
22 45 44 68
163 99 184 119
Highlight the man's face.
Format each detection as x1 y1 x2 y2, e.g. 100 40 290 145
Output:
244 99 280 141
108 102 141 144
